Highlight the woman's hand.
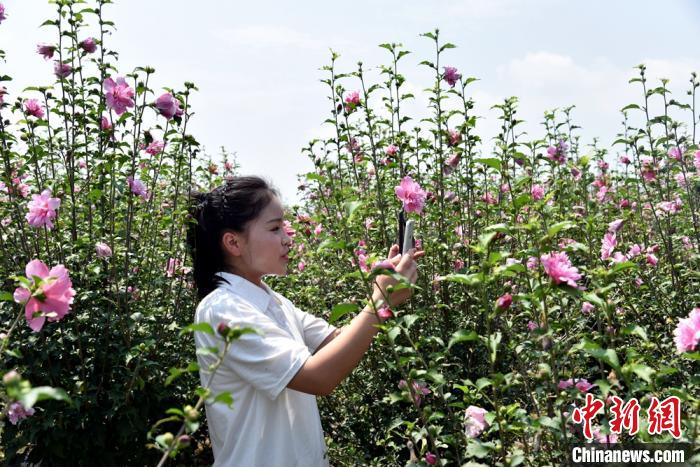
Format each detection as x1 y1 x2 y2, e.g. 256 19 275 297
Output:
372 244 425 308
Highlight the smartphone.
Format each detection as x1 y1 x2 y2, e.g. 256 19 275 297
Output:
397 210 416 254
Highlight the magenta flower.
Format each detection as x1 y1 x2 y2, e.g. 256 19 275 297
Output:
424 452 437 465
53 61 72 78
127 175 148 200
646 253 658 266
385 144 399 156
7 402 35 425
464 405 488 438
600 232 617 261
546 140 568 164
23 99 45 119
694 150 700 172
314 223 323 235
377 306 394 321
531 184 545 200
343 90 361 113
0 4 6 24
591 428 618 445
0 86 6 105
398 379 431 406
620 155 631 165
395 176 427 214
26 188 60 229
581 302 595 315
442 66 461 87
95 242 112 258
103 76 135 115
155 92 183 119
144 140 165 156
13 259 76 332
673 307 700 353
79 37 97 53
297 261 305 272
540 251 582 288
36 43 56 60
575 379 595 392
527 320 539 331
496 293 512 310
557 379 574 390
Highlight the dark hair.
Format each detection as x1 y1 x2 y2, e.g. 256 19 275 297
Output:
186 175 280 301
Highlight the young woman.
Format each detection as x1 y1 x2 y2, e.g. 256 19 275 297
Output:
186 176 424 466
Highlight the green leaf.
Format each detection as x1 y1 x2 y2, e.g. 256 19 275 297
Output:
317 239 346 251
329 303 358 324
623 363 655 383
574 338 621 372
475 377 492 391
609 261 637 275
474 158 501 171
438 273 484 286
213 391 234 407
0 291 13 301
165 362 199 386
19 386 71 409
180 323 215 336
620 324 648 341
448 329 478 349
343 201 362 223
488 332 502 365
682 351 700 361
547 221 575 237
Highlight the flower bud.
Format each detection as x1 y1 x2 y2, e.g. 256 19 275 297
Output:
3 370 20 385
184 405 199 421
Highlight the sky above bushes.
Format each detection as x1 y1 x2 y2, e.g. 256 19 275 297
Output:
1 0 699 205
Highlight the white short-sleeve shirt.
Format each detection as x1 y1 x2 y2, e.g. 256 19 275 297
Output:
194 271 337 467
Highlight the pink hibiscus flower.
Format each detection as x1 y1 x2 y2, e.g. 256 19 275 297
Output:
442 66 461 87
13 259 76 332
26 188 60 229
103 76 135 115
464 405 489 438
155 92 183 119
540 251 582 288
673 307 700 353
395 176 427 214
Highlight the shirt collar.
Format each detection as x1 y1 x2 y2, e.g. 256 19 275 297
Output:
214 271 273 311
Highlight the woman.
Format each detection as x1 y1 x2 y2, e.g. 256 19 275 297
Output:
186 175 424 466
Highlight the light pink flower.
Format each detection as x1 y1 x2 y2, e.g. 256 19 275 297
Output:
386 144 398 156
454 259 464 270
79 37 97 53
673 307 700 353
620 155 631 165
526 256 538 270
447 129 461 146
531 184 545 201
7 402 35 425
694 150 700 172
541 251 582 288
464 405 489 438
95 242 112 258
127 175 148 200
166 258 181 277
571 167 582 180
607 219 624 233
446 153 460 168
668 146 683 161
144 140 165 156
527 320 539 331
344 90 361 113
36 43 55 60
0 4 6 24
582 302 595 314
591 427 618 445
442 66 461 87
53 61 72 78
26 188 60 229
100 115 112 130
103 76 135 115
600 232 617 261
481 191 497 205
313 223 323 235
297 261 305 272
546 140 568 164
23 99 45 119
155 92 183 119
14 259 76 332
395 176 427 214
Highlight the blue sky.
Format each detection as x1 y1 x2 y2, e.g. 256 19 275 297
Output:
2 0 700 205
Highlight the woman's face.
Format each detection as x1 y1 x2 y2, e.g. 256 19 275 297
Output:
224 195 292 285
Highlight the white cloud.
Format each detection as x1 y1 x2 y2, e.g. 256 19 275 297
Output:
212 25 326 50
